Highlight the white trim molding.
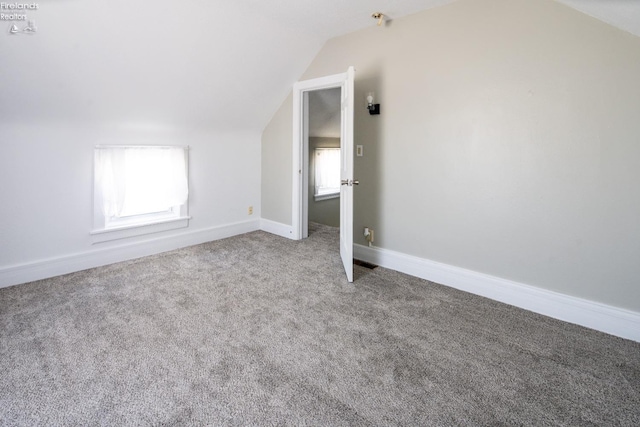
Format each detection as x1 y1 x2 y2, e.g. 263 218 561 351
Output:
260 218 295 240
90 216 191 243
355 244 640 343
0 219 260 290
292 71 348 240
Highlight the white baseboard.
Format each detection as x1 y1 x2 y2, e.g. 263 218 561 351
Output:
5 223 637 343
0 219 260 289
355 244 640 343
260 218 295 239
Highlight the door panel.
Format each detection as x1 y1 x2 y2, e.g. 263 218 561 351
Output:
339 66 355 282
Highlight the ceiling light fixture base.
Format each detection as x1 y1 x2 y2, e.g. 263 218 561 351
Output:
372 12 385 26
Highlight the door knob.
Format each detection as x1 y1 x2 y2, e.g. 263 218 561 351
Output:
341 179 360 186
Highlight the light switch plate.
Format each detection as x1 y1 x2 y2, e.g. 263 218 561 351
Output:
356 145 363 157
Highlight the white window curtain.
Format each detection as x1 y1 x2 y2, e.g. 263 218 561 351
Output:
314 148 341 196
95 146 188 218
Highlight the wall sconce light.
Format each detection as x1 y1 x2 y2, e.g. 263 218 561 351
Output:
366 92 380 115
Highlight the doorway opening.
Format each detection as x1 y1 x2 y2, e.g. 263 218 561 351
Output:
292 67 355 281
307 88 341 235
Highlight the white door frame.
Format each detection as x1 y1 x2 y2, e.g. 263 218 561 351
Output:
291 72 347 240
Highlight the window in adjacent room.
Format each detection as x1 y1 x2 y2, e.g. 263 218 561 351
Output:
91 145 189 242
314 148 341 201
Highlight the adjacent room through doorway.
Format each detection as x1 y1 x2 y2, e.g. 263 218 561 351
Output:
307 87 342 232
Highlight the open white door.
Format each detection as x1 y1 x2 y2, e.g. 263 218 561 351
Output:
339 66 356 282
292 66 356 282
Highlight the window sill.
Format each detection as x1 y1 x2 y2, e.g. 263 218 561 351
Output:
314 193 340 202
91 216 191 244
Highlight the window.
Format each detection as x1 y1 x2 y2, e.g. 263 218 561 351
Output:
314 148 340 201
91 145 189 242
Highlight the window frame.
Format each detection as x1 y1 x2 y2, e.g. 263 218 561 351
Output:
91 145 190 243
313 147 341 201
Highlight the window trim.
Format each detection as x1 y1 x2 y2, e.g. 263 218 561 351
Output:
314 192 340 201
91 145 190 243
313 147 341 201
90 216 190 243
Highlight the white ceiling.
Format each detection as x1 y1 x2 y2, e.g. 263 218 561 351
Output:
234 0 458 40
3 0 638 132
1 0 459 131
236 0 640 44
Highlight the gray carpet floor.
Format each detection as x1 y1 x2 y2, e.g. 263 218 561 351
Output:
1 223 639 426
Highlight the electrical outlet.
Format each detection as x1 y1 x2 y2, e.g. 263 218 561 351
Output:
364 227 374 246
248 206 253 215
363 227 373 243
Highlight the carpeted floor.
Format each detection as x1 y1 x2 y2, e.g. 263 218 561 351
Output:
1 223 639 426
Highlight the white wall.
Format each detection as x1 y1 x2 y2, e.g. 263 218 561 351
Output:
0 123 261 283
0 1 266 285
261 0 640 312
262 93 294 225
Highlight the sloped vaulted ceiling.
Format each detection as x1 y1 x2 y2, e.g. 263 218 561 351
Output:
0 0 456 131
2 0 638 132
555 0 640 38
